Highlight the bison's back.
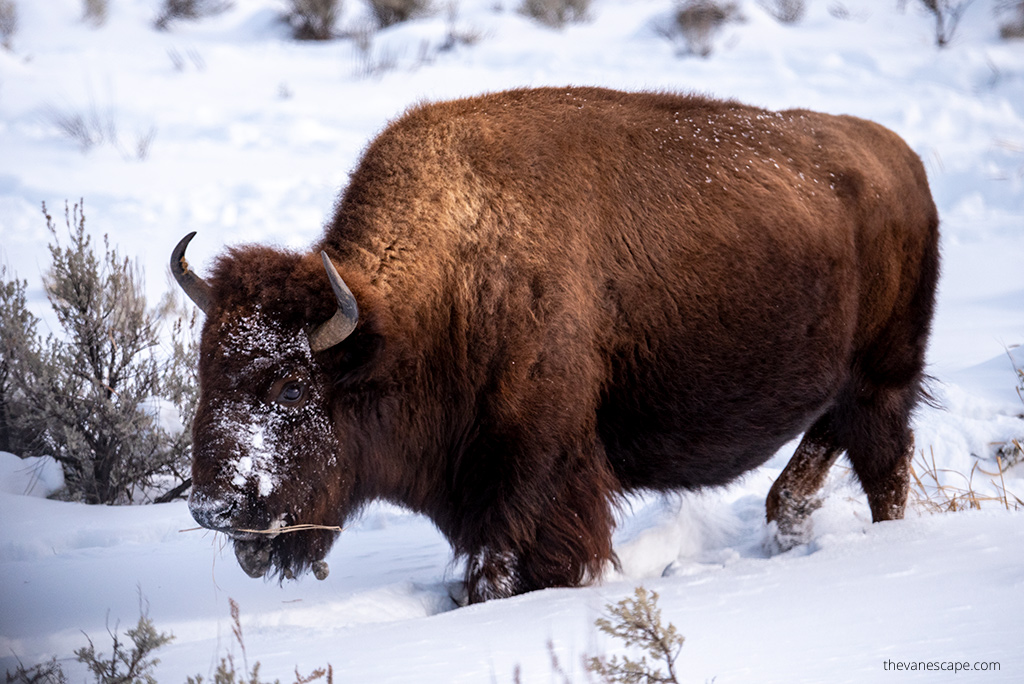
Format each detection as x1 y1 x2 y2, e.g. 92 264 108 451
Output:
329 87 938 493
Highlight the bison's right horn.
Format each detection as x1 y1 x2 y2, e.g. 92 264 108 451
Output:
171 232 212 314
308 251 359 352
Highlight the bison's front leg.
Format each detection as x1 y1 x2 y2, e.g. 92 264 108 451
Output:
463 547 524 603
454 440 619 604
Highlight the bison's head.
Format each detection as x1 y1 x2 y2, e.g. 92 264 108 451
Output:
172 233 359 581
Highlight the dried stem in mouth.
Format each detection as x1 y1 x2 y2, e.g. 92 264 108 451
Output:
180 523 343 534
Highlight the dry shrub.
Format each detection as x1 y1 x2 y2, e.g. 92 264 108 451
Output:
673 0 741 57
997 437 1023 467
349 20 399 77
0 0 17 51
916 0 972 48
44 99 157 161
368 0 432 27
7 597 332 684
586 587 684 683
0 265 40 457
186 599 334 684
45 103 116 153
760 0 804 23
520 0 589 28
998 0 1024 38
286 0 341 40
83 0 108 27
440 0 486 50
154 0 233 30
1 202 194 504
997 349 1024 465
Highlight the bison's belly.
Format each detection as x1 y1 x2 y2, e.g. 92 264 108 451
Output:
600 409 812 492
597 335 845 492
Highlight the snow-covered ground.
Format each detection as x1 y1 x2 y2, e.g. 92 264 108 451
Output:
1 0 1023 681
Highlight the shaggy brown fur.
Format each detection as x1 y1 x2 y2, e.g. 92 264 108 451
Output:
182 87 939 603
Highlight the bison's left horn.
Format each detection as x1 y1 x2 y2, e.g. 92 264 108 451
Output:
171 232 212 314
308 251 359 352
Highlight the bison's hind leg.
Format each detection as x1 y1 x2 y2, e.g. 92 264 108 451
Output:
767 372 924 554
837 378 919 523
766 414 842 553
769 215 936 548
766 386 918 554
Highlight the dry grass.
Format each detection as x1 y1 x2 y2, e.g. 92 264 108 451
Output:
909 447 1022 513
45 102 157 160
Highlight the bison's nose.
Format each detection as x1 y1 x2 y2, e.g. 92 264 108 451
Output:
188 490 238 531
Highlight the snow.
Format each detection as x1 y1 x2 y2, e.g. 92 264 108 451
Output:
1 0 1023 682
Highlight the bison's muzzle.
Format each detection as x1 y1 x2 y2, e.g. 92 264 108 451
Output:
189 490 275 577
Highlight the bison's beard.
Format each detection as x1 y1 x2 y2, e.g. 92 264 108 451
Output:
232 530 336 582
234 538 273 578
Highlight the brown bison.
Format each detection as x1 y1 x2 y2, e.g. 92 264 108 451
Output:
173 87 939 604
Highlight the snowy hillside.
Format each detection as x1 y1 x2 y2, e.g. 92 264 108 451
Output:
1 0 1023 682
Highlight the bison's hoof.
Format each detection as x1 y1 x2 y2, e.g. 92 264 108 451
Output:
447 580 470 607
765 495 821 555
765 521 805 555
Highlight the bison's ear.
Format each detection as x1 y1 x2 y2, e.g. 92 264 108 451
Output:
308 252 360 352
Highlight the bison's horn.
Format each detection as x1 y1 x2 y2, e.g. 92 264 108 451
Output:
308 251 359 352
171 232 212 314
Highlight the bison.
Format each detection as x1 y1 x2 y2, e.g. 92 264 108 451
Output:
173 87 939 604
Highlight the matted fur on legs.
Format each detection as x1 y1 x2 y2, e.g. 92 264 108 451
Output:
766 417 842 553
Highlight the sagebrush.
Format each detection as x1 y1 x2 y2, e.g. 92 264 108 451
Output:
586 587 685 684
5 599 332 684
348 20 399 77
3 587 688 684
916 0 972 47
0 0 17 50
5 601 170 684
999 0 1024 38
154 0 233 30
0 201 196 504
671 0 741 58
0 265 41 457
520 0 589 28
759 0 804 23
83 0 108 27
996 348 1024 468
368 0 432 27
285 0 340 40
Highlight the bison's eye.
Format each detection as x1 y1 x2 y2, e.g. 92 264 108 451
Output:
271 378 308 408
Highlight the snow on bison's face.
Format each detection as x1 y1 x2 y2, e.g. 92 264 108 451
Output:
174 235 359 581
